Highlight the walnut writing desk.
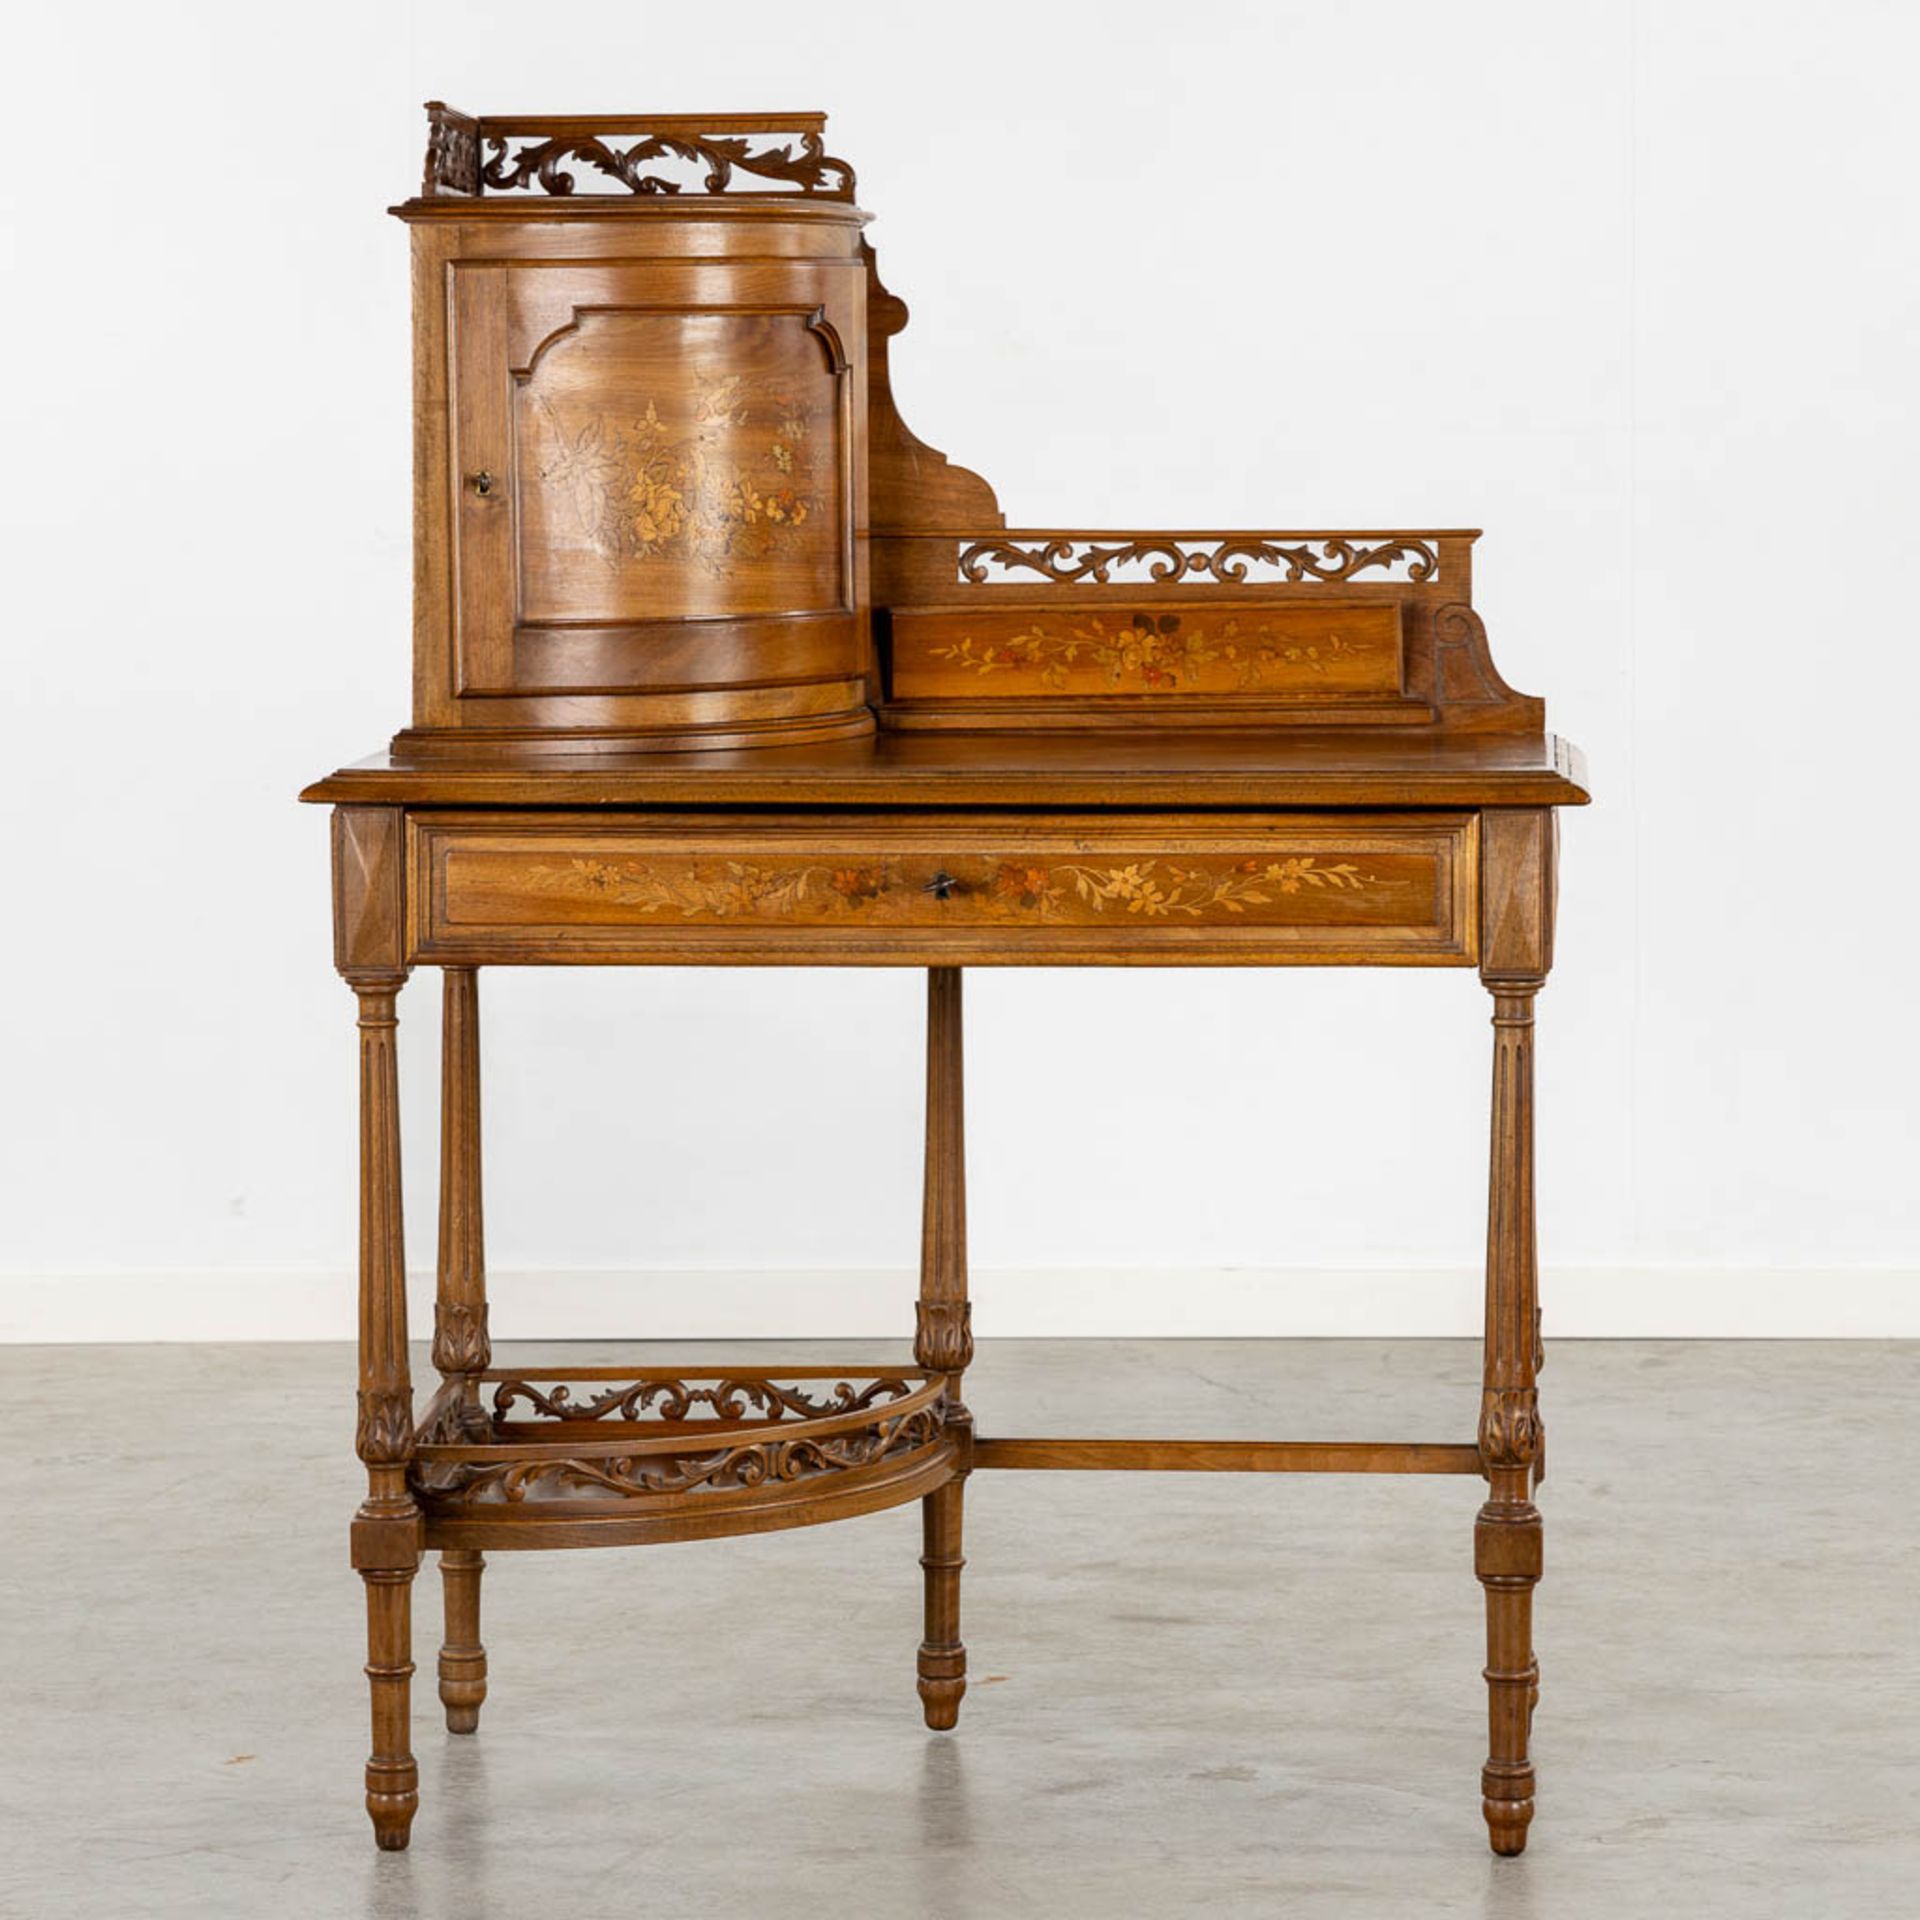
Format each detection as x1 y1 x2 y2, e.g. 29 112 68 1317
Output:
302 107 1590 1857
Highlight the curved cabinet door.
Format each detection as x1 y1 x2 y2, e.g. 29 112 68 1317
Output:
446 258 870 743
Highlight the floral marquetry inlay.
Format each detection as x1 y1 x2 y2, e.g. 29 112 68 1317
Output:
535 852 1385 924
533 372 825 577
929 613 1375 692
560 858 880 918
1042 859 1375 916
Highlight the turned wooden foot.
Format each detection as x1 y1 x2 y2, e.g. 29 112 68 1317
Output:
362 1563 419 1850
917 1478 967 1730
437 1549 487 1734
1477 1494 1542 1855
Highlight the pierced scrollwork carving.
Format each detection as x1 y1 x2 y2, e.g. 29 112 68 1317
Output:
490 1375 917 1424
456 1407 944 1504
1478 1388 1543 1471
957 535 1439 588
413 1370 950 1508
411 1392 492 1491
432 1301 491 1377
356 1388 416 1466
476 129 854 199
915 1301 974 1374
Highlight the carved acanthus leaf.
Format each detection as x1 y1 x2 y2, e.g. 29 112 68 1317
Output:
1478 1388 1542 1470
432 1301 491 1376
915 1300 973 1373
356 1388 415 1466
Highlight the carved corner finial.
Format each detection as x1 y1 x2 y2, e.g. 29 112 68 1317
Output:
423 101 480 197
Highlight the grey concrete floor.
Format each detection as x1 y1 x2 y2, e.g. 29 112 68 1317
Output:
2 1339 1915 1918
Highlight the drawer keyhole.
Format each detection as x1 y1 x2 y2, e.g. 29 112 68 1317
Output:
924 870 959 901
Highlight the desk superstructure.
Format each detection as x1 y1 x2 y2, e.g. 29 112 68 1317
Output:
304 105 1589 1856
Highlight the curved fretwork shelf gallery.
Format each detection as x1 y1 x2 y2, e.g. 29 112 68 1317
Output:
413 1368 958 1546
303 104 1587 1861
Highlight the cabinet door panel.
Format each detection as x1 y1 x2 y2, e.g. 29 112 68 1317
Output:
516 309 842 624
449 261 859 701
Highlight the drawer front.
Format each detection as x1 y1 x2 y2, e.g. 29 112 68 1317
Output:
411 813 1477 965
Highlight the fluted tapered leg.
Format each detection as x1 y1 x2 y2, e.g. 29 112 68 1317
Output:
915 968 972 1729
1477 979 1544 1856
432 968 491 1734
347 973 422 1851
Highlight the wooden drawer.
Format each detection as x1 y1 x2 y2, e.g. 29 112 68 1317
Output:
410 812 1478 965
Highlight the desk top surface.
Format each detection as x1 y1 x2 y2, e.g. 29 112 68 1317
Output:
303 729 1588 811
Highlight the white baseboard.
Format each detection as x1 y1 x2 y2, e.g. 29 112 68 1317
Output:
0 1266 1913 1343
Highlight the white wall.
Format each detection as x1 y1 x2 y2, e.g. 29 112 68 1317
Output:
2 0 1915 1338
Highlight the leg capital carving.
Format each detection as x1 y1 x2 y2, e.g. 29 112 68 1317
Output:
1478 1387 1542 1473
356 1387 415 1467
914 1299 973 1375
432 1300 491 1377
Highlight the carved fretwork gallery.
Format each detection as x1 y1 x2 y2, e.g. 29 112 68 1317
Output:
304 105 1589 1857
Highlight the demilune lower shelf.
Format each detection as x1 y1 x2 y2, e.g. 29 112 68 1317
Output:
410 1365 962 1550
